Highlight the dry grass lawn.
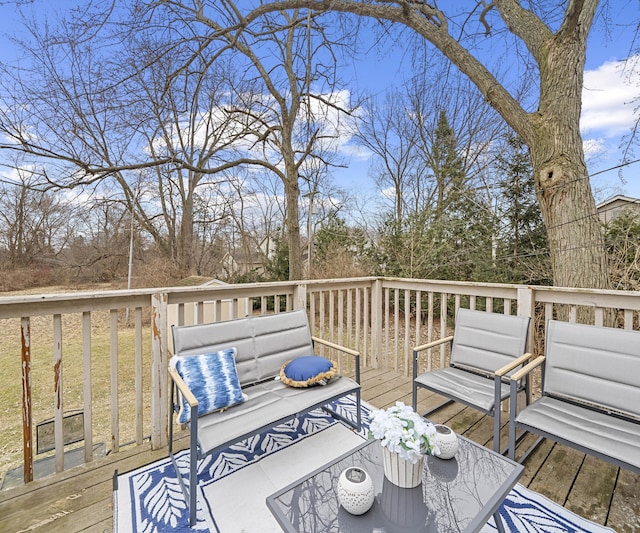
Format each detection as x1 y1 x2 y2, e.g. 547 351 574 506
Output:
0 285 153 485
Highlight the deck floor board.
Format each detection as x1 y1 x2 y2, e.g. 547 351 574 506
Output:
0 369 637 532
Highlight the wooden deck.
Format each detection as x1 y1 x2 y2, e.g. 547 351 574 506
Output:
1 367 639 532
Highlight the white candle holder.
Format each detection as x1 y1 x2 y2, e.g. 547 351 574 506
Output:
434 424 459 459
337 467 375 515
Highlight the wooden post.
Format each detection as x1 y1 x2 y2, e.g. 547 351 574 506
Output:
151 292 168 449
517 286 535 355
21 317 33 483
293 282 307 311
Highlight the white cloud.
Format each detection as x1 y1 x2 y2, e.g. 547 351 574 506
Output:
582 138 607 159
581 57 639 136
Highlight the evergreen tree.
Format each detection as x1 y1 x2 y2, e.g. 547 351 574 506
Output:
264 235 289 281
496 135 550 284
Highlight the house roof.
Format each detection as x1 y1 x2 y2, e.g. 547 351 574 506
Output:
596 195 640 210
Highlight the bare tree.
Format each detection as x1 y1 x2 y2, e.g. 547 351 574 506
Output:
0 174 74 267
0 7 254 274
355 90 420 228
236 0 613 291
147 2 354 279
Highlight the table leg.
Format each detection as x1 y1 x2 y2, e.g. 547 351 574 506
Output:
493 510 507 533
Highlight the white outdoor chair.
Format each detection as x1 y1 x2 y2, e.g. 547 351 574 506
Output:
412 308 531 453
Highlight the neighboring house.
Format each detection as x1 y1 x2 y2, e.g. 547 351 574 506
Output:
221 249 262 276
596 195 640 224
222 235 277 277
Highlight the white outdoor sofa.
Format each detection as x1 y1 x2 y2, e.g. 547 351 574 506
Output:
168 309 362 526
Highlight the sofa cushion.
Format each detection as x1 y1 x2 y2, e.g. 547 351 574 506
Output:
171 348 247 423
280 355 337 387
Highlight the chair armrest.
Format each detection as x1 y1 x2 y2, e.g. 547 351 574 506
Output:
312 336 361 384
169 367 198 409
413 335 454 353
495 352 534 377
510 356 545 382
312 336 359 358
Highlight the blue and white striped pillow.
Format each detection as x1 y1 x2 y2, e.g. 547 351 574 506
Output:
170 348 247 424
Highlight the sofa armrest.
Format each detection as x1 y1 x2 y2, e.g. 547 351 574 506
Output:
312 336 361 384
312 336 359 357
169 367 198 411
495 352 535 377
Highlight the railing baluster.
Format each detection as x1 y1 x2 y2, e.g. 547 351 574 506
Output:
363 286 370 368
384 288 390 369
427 292 434 372
135 307 144 445
440 294 448 368
624 309 633 330
82 311 93 462
595 307 604 327
404 289 410 376
310 291 316 332
347 289 353 349
110 309 119 453
338 289 344 350
21 317 33 483
53 313 64 473
569 305 577 323
355 288 361 354
329 290 335 344
416 290 422 349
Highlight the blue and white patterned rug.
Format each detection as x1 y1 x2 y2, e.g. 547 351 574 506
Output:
114 397 615 532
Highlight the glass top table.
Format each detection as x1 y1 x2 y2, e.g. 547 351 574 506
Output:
266 432 523 532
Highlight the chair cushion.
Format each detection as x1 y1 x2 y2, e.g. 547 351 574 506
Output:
280 355 337 387
515 396 640 471
171 348 247 423
415 367 510 413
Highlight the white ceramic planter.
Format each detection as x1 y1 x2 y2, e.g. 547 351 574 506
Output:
337 467 375 515
381 445 424 488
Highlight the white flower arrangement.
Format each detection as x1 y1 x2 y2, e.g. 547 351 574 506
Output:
368 402 439 464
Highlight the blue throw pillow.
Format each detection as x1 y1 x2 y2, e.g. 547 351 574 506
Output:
171 348 247 424
280 355 337 388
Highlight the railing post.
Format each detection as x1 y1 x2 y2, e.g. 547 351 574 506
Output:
517 286 535 355
293 282 308 311
21 317 33 483
371 278 383 368
151 292 169 449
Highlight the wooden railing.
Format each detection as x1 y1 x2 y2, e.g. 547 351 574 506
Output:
0 277 638 485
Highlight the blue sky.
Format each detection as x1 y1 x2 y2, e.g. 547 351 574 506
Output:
1 1 640 204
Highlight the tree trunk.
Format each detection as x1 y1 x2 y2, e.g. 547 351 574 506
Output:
531 132 609 290
529 12 610 290
179 194 195 274
284 170 303 280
